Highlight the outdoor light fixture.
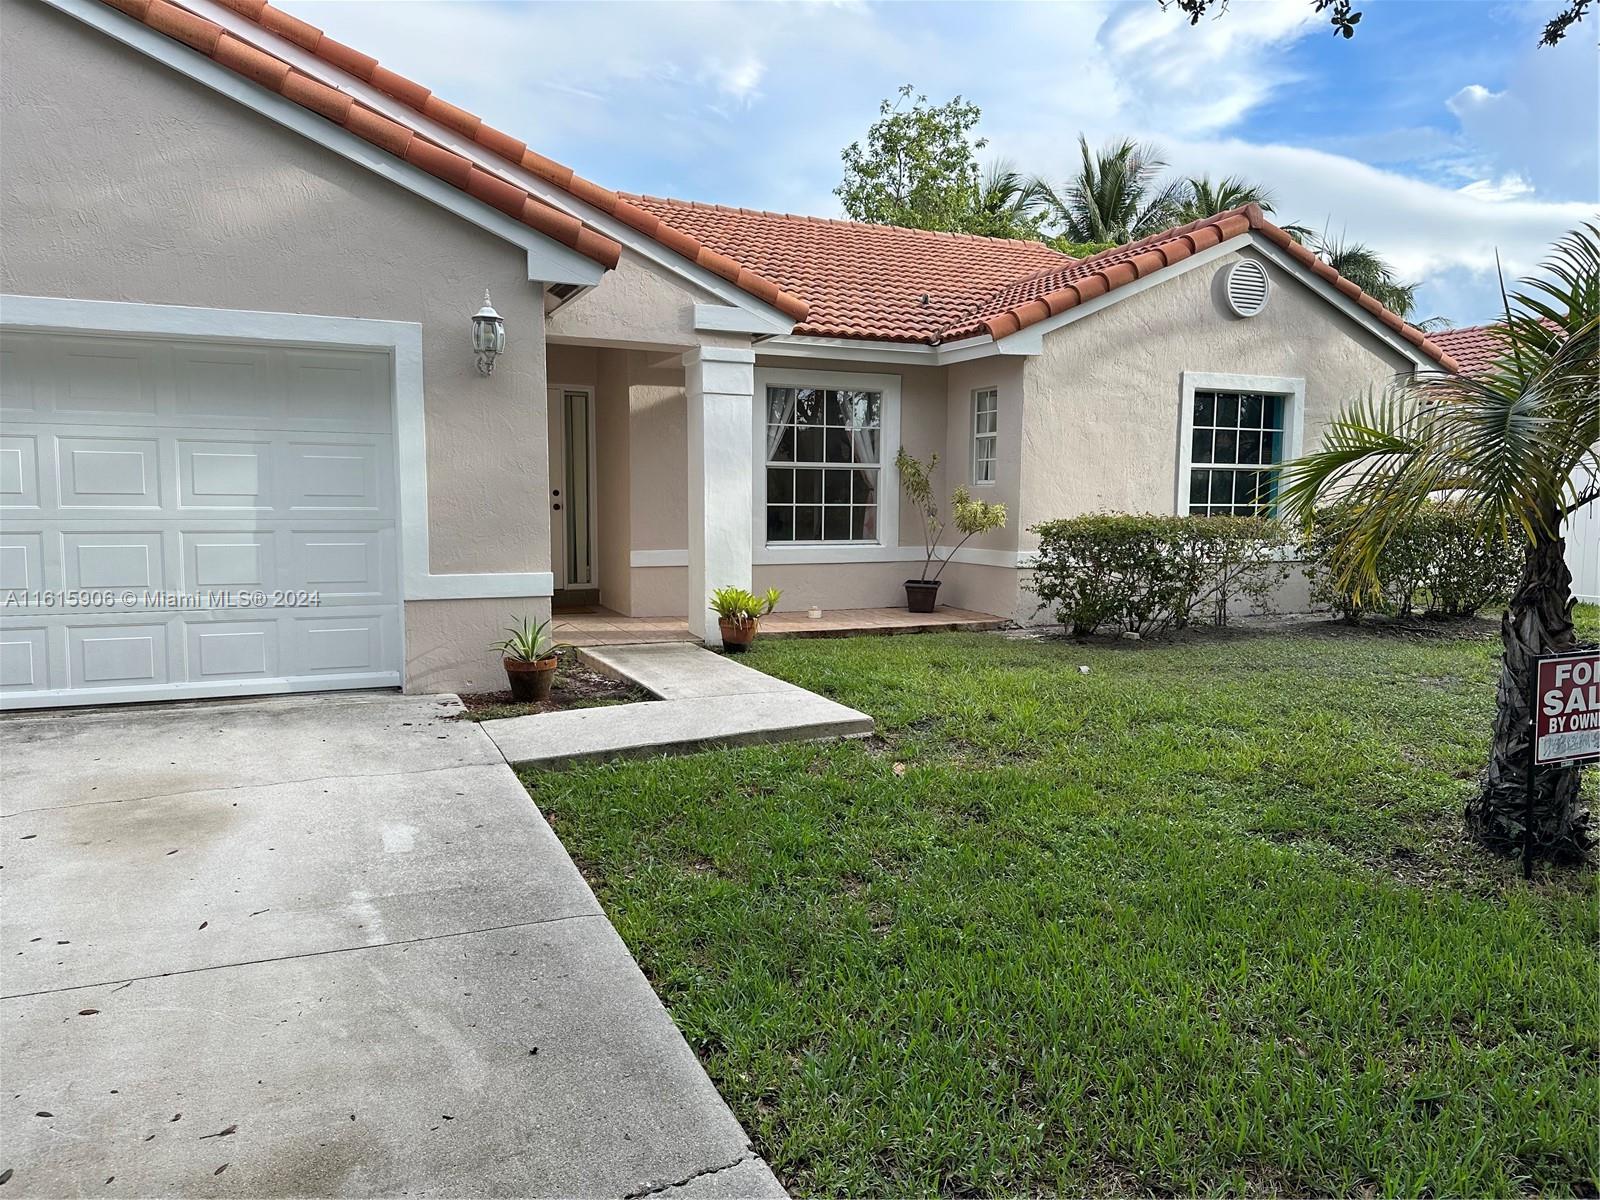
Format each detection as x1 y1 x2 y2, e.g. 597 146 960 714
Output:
472 289 505 376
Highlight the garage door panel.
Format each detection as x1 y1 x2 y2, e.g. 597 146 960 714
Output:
0 331 402 708
290 530 391 600
0 627 49 691
173 346 276 422
179 438 272 509
285 350 388 431
52 338 162 419
296 611 390 675
62 531 165 590
1 434 42 508
58 437 162 508
182 530 277 590
287 440 386 511
0 533 44 593
0 333 43 414
186 618 279 681
69 622 169 688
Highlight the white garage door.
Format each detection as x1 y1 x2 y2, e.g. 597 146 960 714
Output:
0 330 402 708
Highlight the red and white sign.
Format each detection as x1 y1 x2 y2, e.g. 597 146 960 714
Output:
1535 651 1600 765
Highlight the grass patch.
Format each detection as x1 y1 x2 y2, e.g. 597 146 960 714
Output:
521 610 1599 1197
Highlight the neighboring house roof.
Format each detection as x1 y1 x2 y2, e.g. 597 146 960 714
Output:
1428 321 1567 376
94 0 1455 369
621 196 1070 344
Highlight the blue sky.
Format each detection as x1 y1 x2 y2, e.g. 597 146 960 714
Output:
292 0 1597 326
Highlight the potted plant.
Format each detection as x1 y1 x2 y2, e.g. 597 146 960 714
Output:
708 585 782 653
896 448 1008 613
490 615 560 702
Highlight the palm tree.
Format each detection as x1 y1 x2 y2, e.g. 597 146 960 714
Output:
966 159 1044 240
1034 136 1186 246
1174 175 1275 223
1278 224 1600 867
1308 234 1418 317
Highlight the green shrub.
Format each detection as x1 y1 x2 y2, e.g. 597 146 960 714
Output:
1027 514 1292 636
1307 501 1523 621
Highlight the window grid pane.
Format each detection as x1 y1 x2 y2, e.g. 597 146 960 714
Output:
972 388 999 485
1188 389 1287 516
765 383 882 543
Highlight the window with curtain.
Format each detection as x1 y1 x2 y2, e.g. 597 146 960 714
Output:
1188 390 1287 516
765 385 881 543
972 387 998 484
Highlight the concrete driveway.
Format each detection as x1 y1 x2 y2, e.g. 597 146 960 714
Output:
0 691 783 1198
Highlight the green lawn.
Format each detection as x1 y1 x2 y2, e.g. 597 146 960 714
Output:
521 612 1600 1198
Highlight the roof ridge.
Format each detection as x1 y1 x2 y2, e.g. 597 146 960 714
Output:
198 0 809 323
620 192 1067 251
957 203 1458 371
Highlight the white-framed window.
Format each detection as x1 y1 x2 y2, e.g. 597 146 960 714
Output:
1177 371 1305 517
971 387 998 484
753 368 900 557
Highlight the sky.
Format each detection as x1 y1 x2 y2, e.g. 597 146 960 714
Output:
289 0 1599 327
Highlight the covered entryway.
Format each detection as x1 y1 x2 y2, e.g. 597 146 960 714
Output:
0 329 402 708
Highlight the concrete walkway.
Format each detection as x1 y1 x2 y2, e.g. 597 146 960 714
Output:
482 643 873 768
0 692 785 1198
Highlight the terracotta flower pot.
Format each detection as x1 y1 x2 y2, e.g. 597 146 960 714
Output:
718 617 759 653
504 654 558 702
904 579 941 613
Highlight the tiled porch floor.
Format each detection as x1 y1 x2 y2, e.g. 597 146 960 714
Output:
552 606 1006 647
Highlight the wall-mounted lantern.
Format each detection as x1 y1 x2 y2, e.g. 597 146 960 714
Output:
472 290 505 376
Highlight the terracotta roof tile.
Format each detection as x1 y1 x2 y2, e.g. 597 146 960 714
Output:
101 0 621 271
619 195 1071 343
1429 325 1495 373
103 0 1452 358
956 203 1457 369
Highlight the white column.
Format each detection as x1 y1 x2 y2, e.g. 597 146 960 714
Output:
683 344 756 645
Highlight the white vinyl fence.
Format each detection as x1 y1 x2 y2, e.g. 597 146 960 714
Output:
1570 463 1599 604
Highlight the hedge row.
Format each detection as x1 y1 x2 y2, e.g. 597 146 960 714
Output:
1027 514 1291 635
1306 501 1523 621
1024 506 1523 637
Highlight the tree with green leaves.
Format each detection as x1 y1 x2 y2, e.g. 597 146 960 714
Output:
836 86 984 234
1278 224 1600 866
1034 136 1185 247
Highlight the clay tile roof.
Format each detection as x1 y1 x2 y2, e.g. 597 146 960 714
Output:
102 0 622 271
100 1 1455 359
617 196 1071 343
188 0 811 323
955 203 1458 371
1428 323 1520 375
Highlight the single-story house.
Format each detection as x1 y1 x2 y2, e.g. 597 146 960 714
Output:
0 0 1464 708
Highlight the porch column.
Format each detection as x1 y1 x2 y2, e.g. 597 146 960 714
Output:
683 344 756 645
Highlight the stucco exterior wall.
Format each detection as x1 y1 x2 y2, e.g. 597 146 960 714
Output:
0 2 555 691
1018 247 1414 545
545 251 717 350
943 356 1025 555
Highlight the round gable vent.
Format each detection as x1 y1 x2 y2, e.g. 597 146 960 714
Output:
1223 259 1270 318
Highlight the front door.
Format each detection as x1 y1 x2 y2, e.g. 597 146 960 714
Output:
547 386 594 593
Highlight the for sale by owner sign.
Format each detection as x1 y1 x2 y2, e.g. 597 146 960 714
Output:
1535 651 1600 765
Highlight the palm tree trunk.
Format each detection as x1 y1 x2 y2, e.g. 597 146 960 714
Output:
1466 527 1593 864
